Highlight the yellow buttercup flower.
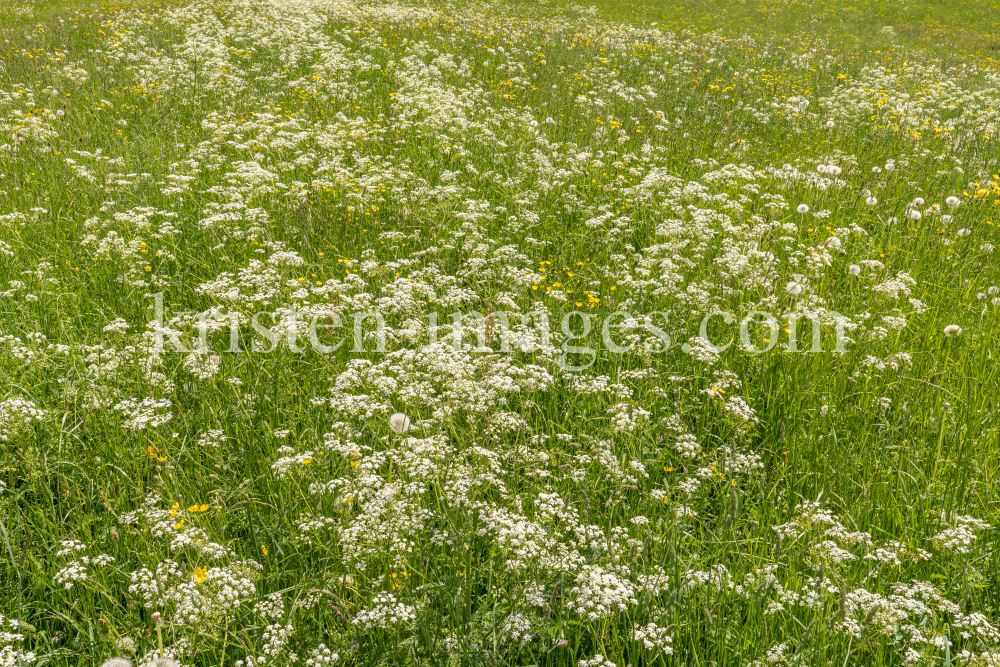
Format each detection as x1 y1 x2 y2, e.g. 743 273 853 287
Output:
146 446 167 462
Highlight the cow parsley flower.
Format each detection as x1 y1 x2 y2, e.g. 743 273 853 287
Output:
632 623 674 653
352 593 416 629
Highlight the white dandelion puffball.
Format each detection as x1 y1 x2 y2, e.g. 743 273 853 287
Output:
957 228 971 237
101 659 132 667
824 236 842 250
796 204 810 214
913 197 925 206
786 281 803 296
908 209 922 221
941 214 953 224
866 196 878 206
849 264 861 276
944 325 962 337
826 120 835 128
946 196 960 208
389 412 412 433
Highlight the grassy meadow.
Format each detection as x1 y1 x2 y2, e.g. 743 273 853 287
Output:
1 0 1000 665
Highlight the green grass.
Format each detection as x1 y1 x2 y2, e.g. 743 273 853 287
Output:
0 0 105 39
1 0 999 666
577 0 1000 61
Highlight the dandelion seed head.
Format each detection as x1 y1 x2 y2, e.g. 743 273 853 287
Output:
150 659 181 667
101 658 133 667
389 412 412 433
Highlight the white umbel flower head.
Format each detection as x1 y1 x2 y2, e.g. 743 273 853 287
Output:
796 204 810 214
389 412 412 433
943 325 962 337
